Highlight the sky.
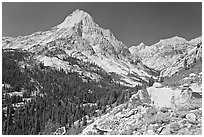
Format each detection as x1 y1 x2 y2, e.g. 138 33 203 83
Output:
2 2 202 47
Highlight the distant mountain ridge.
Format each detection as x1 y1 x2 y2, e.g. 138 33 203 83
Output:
129 35 202 76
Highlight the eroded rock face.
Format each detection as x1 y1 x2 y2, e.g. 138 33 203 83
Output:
129 36 202 77
146 86 193 109
147 87 175 108
130 88 151 104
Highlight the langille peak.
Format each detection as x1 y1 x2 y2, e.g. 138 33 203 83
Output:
57 9 94 29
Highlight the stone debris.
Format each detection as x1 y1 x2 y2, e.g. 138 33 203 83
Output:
81 85 202 135
54 126 66 135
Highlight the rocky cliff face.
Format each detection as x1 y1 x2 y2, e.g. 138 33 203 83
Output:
2 9 158 86
129 36 202 77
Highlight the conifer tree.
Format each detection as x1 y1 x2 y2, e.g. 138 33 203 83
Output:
148 76 154 87
184 58 187 70
82 116 87 126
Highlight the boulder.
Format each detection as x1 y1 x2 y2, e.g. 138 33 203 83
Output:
157 126 166 134
159 107 168 113
147 86 192 109
189 84 202 93
175 88 192 106
159 125 171 135
170 122 180 132
189 73 196 77
144 124 156 135
198 108 202 111
154 112 171 124
146 129 155 135
153 82 163 88
178 119 188 128
183 83 190 87
183 77 191 80
186 113 196 122
133 89 151 103
199 72 202 75
147 87 176 108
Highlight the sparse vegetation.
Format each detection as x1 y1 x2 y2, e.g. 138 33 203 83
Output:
162 58 202 87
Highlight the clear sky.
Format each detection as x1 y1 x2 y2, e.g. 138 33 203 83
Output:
2 2 202 47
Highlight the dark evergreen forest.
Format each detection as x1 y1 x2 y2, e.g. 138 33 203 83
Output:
2 49 141 135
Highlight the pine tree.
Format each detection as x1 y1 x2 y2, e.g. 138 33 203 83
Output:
184 58 187 70
2 110 7 134
101 106 106 114
117 91 125 104
159 76 164 83
148 77 154 87
193 58 196 64
6 104 14 134
34 112 41 134
82 116 87 126
39 62 45 70
199 56 202 62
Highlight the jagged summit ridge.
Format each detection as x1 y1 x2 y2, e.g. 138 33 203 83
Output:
138 42 146 48
57 9 94 29
129 42 146 55
129 35 202 76
158 36 187 45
